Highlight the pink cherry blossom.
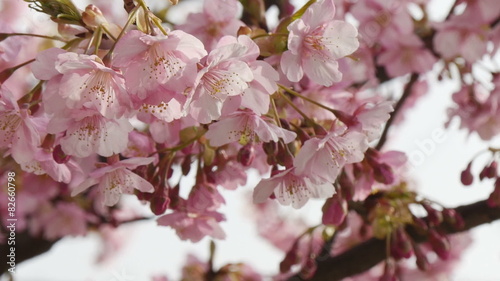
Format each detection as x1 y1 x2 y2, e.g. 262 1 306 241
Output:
33 49 131 119
216 35 279 115
0 87 47 165
32 202 91 240
377 33 437 77
204 110 296 146
294 129 368 183
71 157 155 206
433 16 489 64
447 79 500 140
176 0 244 51
280 0 359 86
253 168 334 208
48 110 133 158
351 0 414 45
157 197 226 242
112 29 207 105
187 41 254 123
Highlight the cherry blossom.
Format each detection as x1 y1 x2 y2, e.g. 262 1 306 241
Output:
204 110 296 146
280 0 359 86
72 157 155 206
253 167 334 208
176 0 244 51
187 39 254 123
294 129 369 183
112 29 207 106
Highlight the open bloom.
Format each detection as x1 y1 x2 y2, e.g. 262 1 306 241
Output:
48 109 133 158
187 41 254 123
253 168 334 208
0 87 47 165
32 49 131 119
294 129 368 183
157 186 226 242
112 29 206 106
176 0 244 51
72 157 155 206
281 0 359 86
205 110 296 146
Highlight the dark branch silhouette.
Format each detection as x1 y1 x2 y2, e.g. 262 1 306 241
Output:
287 200 500 281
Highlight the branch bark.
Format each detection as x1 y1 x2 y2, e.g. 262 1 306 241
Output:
287 200 500 281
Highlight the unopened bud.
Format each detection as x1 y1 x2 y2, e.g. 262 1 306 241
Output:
487 178 500 207
423 203 443 226
82 5 107 28
237 144 255 166
150 194 170 215
412 216 428 233
390 227 413 259
237 26 252 36
413 243 429 271
53 144 71 164
486 161 498 178
428 229 450 260
460 162 473 185
373 163 395 184
322 195 347 226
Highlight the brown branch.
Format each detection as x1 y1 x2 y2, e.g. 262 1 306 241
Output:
0 232 58 275
287 200 500 281
375 73 419 150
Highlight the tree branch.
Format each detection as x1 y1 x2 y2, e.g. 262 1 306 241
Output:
375 73 419 150
287 200 500 281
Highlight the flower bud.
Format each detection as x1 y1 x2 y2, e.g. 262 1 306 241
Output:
460 162 473 185
487 178 500 207
181 156 192 176
150 194 170 215
82 5 107 28
486 161 498 179
322 195 347 226
413 243 429 271
390 227 413 259
237 144 255 166
422 203 443 226
428 229 450 260
373 162 395 184
53 144 71 164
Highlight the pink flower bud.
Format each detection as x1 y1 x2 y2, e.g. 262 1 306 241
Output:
487 178 500 207
428 229 450 260
413 244 429 271
461 162 473 185
373 162 395 184
150 194 170 215
53 144 71 164
237 144 255 166
390 227 413 259
82 5 107 28
422 203 443 226
322 195 347 226
486 161 498 178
